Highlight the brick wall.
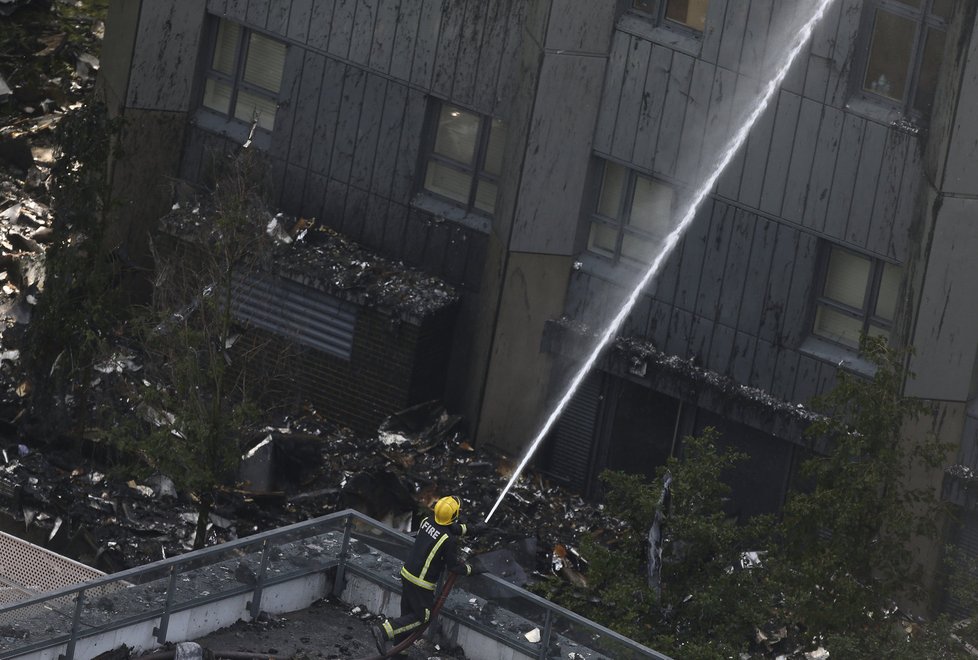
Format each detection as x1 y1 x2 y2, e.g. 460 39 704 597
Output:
239 305 457 434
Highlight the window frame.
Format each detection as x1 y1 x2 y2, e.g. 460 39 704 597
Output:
198 17 287 135
630 0 709 35
852 0 950 119
418 101 504 217
811 244 901 350
586 159 676 266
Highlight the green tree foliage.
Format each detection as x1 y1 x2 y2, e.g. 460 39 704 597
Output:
540 338 963 658
777 337 952 655
26 101 124 439
115 148 280 549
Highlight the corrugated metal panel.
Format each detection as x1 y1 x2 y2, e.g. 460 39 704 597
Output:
944 509 978 620
231 272 357 359
545 374 602 489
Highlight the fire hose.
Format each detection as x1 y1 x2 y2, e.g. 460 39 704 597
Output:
359 571 458 660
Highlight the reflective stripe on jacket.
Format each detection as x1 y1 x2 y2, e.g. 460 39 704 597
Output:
400 517 471 591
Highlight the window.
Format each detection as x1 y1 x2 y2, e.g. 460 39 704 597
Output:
421 103 506 216
587 160 675 265
857 0 951 116
632 0 709 32
812 245 902 349
200 19 287 132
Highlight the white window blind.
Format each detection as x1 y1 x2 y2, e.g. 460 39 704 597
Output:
243 33 286 92
823 248 870 309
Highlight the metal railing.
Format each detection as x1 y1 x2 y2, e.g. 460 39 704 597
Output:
0 509 672 660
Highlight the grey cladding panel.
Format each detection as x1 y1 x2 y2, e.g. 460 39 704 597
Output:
594 33 630 156
738 90 776 208
737 215 777 336
391 89 427 203
740 0 773 75
390 0 420 81
330 67 367 185
225 0 247 21
372 82 408 198
513 54 607 255
675 58 716 184
891 142 922 261
701 67 739 182
757 223 798 343
673 203 713 312
127 2 206 111
699 0 728 65
308 59 346 175
759 91 801 217
266 0 291 33
869 129 911 258
473 0 508 110
804 105 845 232
452 0 489 107
348 0 379 65
411 0 442 88
654 52 693 179
844 120 887 247
632 45 671 172
370 0 401 74
750 338 777 392
780 232 817 347
544 0 614 53
716 207 754 329
287 52 327 171
246 0 268 27
717 0 750 71
730 331 757 385
491 0 526 117
350 75 387 191
781 97 822 224
612 38 651 163
432 0 465 97
329 0 357 59
307 0 336 51
287 0 313 42
695 203 734 322
823 112 864 240
827 0 862 107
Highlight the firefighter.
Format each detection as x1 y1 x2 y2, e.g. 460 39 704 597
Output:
371 495 487 655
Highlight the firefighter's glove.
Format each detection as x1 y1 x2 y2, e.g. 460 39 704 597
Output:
467 521 489 535
469 557 490 575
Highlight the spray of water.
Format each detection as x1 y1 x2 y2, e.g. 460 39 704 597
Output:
486 0 840 523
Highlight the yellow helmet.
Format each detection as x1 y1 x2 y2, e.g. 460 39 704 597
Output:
434 496 461 525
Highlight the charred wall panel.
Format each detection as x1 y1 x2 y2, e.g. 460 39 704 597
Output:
127 1 206 111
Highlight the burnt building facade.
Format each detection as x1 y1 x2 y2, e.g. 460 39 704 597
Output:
101 0 978 610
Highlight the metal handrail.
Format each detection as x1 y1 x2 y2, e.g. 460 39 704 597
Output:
0 509 672 660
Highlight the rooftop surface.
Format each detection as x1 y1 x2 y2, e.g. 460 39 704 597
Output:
192 595 463 660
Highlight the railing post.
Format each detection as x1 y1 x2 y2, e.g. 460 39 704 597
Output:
538 609 554 660
58 589 85 660
248 539 272 619
332 513 354 597
153 565 178 644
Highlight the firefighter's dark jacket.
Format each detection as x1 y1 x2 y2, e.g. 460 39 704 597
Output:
400 516 472 590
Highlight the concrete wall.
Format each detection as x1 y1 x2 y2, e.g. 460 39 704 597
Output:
907 4 978 401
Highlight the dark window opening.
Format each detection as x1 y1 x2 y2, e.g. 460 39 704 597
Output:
421 102 506 217
858 0 949 116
